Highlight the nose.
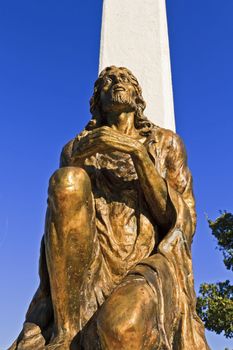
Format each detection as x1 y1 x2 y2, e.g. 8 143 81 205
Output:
113 75 122 84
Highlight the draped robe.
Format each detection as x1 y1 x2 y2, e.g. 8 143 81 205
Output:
59 124 210 349
10 124 209 350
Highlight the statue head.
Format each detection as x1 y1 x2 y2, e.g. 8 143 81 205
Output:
87 66 153 136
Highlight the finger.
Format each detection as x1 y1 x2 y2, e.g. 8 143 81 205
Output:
76 138 110 154
75 144 112 159
85 127 122 139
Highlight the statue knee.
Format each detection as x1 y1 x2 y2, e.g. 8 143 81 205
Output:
97 278 157 349
48 167 92 210
49 167 91 192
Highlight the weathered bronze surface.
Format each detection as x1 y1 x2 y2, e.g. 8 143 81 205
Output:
9 67 210 349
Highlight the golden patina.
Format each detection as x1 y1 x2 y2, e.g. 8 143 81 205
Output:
10 67 210 350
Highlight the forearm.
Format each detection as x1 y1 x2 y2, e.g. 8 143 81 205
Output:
132 147 174 229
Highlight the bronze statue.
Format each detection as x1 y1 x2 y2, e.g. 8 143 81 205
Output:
10 66 210 350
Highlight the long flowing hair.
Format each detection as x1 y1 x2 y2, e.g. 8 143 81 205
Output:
86 66 153 136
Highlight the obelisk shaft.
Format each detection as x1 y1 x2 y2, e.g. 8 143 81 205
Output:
99 0 175 131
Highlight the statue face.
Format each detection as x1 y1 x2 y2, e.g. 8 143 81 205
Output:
100 68 137 113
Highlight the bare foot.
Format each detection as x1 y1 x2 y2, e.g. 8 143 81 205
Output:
46 333 73 350
13 323 45 350
46 343 69 350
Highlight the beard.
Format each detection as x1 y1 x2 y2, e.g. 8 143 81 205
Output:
110 90 136 110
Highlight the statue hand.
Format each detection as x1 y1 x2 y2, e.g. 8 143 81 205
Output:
72 126 146 160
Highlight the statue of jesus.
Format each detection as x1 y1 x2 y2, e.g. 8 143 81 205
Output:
10 66 209 350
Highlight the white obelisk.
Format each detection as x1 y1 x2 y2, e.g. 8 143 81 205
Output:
99 0 175 131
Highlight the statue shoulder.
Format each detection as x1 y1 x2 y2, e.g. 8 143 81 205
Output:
59 139 75 167
149 124 186 157
59 129 90 167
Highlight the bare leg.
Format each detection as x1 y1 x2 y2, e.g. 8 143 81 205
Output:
26 236 52 331
44 167 95 347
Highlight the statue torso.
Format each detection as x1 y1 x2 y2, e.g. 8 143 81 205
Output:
82 150 157 277
59 125 179 281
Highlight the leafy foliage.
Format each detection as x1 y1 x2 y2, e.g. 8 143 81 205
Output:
197 212 233 338
197 281 233 338
208 212 233 270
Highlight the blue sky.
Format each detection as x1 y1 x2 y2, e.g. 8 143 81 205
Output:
0 1 233 349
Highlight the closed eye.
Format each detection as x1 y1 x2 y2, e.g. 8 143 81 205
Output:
105 77 112 84
120 74 129 82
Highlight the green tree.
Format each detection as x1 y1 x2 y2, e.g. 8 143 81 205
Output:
197 212 233 338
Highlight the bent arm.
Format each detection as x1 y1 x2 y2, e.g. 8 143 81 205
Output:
132 145 175 230
132 131 195 237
